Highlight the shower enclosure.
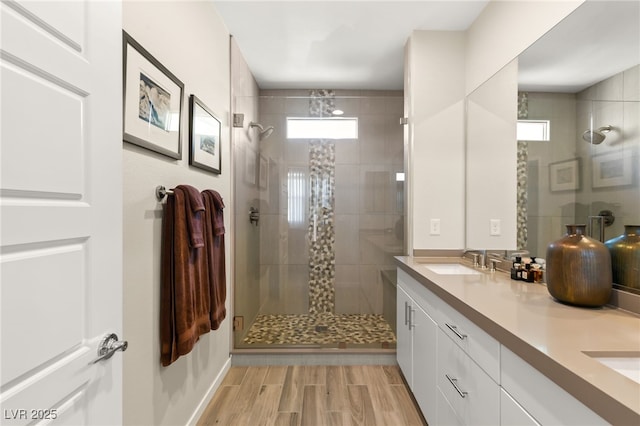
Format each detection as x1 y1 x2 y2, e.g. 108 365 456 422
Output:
233 90 404 350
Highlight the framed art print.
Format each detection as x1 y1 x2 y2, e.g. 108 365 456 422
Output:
592 151 633 188
123 31 183 159
549 158 580 192
189 95 221 174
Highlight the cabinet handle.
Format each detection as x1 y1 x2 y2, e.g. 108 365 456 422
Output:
445 374 468 398
404 301 409 326
409 308 416 329
445 323 467 340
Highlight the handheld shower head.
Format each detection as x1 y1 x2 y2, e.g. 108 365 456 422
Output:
249 122 275 141
582 125 612 144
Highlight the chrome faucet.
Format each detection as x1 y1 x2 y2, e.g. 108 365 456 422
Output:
462 249 487 269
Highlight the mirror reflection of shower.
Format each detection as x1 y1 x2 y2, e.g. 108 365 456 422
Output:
582 125 612 144
249 121 274 141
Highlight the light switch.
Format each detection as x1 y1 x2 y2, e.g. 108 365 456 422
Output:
490 219 501 236
430 219 441 235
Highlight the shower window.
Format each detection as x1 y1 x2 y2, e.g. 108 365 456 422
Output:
517 119 550 141
286 117 358 139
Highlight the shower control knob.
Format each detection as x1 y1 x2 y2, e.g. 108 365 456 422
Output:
249 207 260 226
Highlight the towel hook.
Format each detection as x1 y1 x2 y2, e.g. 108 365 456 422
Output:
156 185 174 201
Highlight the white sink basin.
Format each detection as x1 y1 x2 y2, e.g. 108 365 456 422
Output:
586 353 640 384
422 264 481 275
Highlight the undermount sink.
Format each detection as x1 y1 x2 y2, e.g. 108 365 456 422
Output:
584 352 640 384
422 263 482 275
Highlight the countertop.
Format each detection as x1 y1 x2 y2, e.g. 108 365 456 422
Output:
395 256 640 425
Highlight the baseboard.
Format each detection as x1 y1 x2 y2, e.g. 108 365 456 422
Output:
185 356 232 426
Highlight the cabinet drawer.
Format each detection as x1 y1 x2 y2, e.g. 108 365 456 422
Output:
398 269 437 317
438 328 500 425
437 296 500 382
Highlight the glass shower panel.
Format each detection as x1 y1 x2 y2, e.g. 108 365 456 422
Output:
233 92 405 349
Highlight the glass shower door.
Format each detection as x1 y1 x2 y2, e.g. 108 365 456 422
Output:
233 92 404 349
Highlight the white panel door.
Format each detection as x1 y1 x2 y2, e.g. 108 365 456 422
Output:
0 1 123 425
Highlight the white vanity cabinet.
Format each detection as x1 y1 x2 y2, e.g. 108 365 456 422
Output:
397 264 614 426
398 268 500 425
397 270 438 424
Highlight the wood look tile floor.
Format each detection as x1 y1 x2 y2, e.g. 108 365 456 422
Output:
197 365 426 426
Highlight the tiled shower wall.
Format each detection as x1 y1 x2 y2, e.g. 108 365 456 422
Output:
525 64 639 258
256 90 404 318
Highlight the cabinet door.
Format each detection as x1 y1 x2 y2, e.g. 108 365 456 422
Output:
438 387 464 426
397 284 413 387
501 389 540 426
412 303 438 424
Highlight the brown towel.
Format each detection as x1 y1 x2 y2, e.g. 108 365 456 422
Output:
202 189 227 330
179 184 205 248
160 185 211 366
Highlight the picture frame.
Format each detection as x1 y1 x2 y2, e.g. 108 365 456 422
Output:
592 151 633 188
549 158 580 192
189 95 221 174
122 31 183 159
259 155 268 189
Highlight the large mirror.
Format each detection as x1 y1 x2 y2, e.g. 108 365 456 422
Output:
516 1 639 293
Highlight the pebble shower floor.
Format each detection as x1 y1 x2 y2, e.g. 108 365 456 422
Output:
242 313 397 346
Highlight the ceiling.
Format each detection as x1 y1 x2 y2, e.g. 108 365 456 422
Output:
212 1 639 93
518 1 640 93
212 0 488 90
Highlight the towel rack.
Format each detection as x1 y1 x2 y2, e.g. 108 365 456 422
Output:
156 185 174 201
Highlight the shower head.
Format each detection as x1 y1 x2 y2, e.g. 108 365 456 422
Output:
249 122 275 141
582 125 612 144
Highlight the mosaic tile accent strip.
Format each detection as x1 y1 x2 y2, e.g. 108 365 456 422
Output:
243 313 397 345
308 90 336 314
517 92 529 250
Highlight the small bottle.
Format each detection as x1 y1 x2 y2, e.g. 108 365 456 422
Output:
511 256 522 280
522 263 529 281
532 264 543 283
525 264 535 283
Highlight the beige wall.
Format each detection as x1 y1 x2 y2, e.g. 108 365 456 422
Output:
406 31 466 250
466 59 519 250
465 0 584 95
122 2 232 425
406 0 584 252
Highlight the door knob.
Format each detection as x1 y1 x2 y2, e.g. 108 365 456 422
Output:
89 333 128 365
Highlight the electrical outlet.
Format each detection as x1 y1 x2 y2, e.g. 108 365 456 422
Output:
490 219 501 236
430 219 441 235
